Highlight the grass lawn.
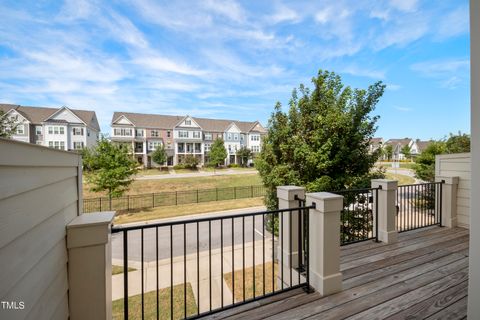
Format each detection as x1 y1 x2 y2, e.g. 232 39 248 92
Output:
114 197 264 224
224 262 279 302
112 265 136 275
385 172 415 185
400 163 416 170
112 283 197 320
173 168 199 174
83 173 261 198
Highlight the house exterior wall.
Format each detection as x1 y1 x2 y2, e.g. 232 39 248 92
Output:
436 153 471 228
468 1 480 316
0 138 82 320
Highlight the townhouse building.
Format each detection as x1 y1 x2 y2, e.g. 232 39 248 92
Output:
110 111 266 167
0 104 100 151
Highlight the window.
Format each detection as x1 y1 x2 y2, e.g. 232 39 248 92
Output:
186 143 193 153
228 133 232 140
195 143 201 152
193 131 201 138
136 129 144 137
179 131 188 138
167 143 172 149
151 130 159 137
252 146 260 153
114 128 132 136
177 143 185 153
234 134 239 141
16 125 24 135
73 142 84 150
48 141 65 150
167 131 171 138
87 129 90 137
251 135 260 141
185 119 191 125
35 126 42 135
73 127 84 136
148 141 162 151
48 127 53 134
36 141 42 145
204 143 211 152
204 133 212 140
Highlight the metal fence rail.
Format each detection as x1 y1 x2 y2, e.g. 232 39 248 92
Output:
83 185 266 213
111 205 313 320
332 188 379 246
396 182 443 232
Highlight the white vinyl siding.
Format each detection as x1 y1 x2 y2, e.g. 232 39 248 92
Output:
0 139 81 320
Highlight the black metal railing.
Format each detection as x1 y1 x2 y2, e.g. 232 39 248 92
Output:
332 188 379 246
396 182 443 232
83 185 266 213
111 204 313 320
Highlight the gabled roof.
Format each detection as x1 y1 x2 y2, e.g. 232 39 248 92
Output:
385 138 412 147
369 137 384 145
0 103 100 131
416 140 433 152
111 111 265 133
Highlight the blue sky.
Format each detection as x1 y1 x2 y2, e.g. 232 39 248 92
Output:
0 0 470 140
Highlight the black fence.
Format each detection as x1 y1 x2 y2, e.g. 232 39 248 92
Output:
111 204 314 320
83 185 266 213
396 182 443 232
332 188 379 246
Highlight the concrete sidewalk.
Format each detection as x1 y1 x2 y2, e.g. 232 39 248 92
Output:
112 239 285 313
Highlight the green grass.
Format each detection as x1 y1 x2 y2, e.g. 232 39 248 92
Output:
112 283 197 320
224 262 279 302
173 168 199 174
400 163 416 169
385 172 415 185
84 173 261 198
114 197 264 224
112 265 136 275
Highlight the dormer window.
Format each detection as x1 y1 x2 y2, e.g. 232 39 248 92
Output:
185 119 191 125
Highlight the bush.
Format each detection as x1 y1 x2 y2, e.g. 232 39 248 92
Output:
173 164 187 170
228 163 241 168
184 155 199 169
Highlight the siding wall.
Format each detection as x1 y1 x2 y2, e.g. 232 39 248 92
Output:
436 153 471 228
0 138 82 320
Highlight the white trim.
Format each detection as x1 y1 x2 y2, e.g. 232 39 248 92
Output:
44 106 86 126
112 114 135 126
174 115 203 129
4 109 30 123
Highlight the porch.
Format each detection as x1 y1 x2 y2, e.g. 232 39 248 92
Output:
208 226 469 320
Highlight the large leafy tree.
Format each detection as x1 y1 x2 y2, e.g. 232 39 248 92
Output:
0 110 18 138
208 138 228 167
236 146 252 167
384 144 393 161
82 137 139 206
256 70 386 209
151 145 167 166
401 144 411 160
413 133 470 182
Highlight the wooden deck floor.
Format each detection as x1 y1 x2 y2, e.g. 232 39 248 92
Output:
206 226 469 320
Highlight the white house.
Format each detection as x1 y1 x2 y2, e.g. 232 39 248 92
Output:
0 104 100 151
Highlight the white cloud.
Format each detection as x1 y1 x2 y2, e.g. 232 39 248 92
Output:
340 65 385 80
269 5 301 24
202 0 246 23
411 59 469 77
436 6 469 39
389 0 418 12
394 106 412 112
386 84 401 91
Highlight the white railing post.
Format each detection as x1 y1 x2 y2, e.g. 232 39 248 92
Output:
435 176 459 228
371 179 398 244
305 192 343 296
66 212 115 320
277 186 305 286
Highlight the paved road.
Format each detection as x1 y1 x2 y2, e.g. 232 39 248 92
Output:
112 207 277 262
135 169 258 180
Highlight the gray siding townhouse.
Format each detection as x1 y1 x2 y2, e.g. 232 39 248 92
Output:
0 104 100 151
110 111 267 167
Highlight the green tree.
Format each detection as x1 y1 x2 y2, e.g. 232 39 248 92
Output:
208 138 228 167
413 141 447 182
151 145 167 166
446 132 470 153
384 144 393 161
401 144 411 160
0 110 18 138
236 146 252 167
256 70 386 210
184 154 199 169
82 137 138 208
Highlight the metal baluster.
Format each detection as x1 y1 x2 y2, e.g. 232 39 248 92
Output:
252 215 256 299
232 217 235 304
141 229 144 320
242 216 245 302
156 227 159 320
197 222 200 315
263 214 265 296
209 220 212 311
123 231 128 320
170 225 173 320
221 219 224 308
184 224 187 319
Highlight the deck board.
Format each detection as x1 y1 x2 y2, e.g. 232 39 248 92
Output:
203 227 469 320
